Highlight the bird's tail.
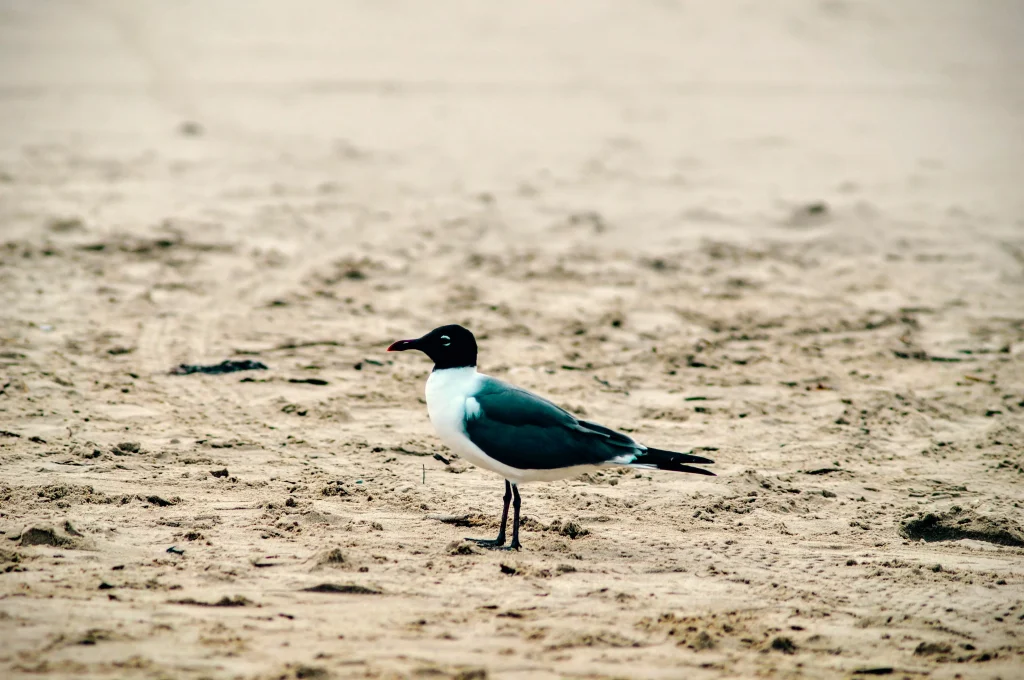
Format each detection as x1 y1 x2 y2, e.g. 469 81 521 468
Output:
628 448 716 476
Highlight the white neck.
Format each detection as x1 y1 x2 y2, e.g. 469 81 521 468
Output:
425 365 478 401
432 364 477 373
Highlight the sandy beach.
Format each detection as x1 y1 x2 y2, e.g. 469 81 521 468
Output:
1 1 1023 678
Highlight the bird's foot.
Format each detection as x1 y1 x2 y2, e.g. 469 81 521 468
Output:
474 538 521 552
492 543 521 552
475 542 521 552
466 535 506 549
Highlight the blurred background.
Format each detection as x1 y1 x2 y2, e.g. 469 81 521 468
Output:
2 0 1022 358
2 0 1022 243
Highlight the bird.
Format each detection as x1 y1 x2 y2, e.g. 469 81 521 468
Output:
387 324 714 550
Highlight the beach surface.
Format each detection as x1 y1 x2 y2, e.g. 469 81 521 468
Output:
1 1 1023 678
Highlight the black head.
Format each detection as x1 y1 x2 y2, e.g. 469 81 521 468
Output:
387 324 478 370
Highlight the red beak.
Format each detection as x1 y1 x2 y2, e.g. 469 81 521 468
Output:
387 339 418 352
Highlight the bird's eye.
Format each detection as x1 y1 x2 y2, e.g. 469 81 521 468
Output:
440 335 451 346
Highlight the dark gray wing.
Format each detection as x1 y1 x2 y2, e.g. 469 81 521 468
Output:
464 377 641 470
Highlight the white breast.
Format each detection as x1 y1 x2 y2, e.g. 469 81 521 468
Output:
424 367 495 469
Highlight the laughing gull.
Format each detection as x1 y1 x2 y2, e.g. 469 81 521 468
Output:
388 324 714 550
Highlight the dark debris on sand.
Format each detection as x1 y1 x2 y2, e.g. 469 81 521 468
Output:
171 360 268 376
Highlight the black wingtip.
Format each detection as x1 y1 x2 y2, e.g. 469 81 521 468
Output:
632 448 716 476
671 464 716 476
645 447 715 466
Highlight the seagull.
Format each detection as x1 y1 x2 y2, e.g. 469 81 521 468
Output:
388 324 715 550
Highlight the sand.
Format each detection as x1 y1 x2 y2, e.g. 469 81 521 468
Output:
1 1 1023 678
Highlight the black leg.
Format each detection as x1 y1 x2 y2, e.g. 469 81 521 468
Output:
467 480 512 547
509 483 522 550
